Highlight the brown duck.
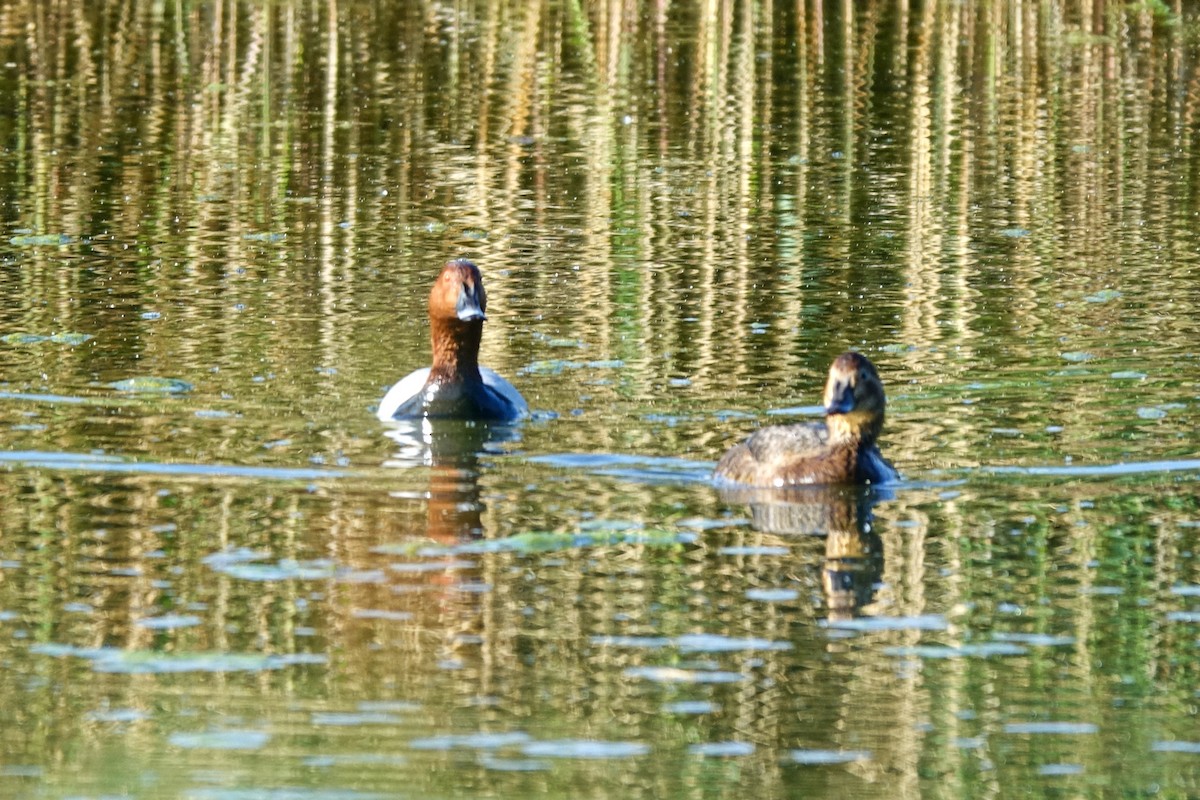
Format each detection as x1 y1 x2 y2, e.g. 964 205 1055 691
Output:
377 259 527 422
714 352 898 487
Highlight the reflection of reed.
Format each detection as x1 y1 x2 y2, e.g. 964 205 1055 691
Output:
0 0 1194 588
2 461 1199 792
3 1 1197 432
1 7 1199 779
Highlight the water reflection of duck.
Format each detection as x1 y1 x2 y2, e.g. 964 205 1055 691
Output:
382 418 524 542
377 259 528 422
714 352 897 487
721 484 886 621
822 525 884 622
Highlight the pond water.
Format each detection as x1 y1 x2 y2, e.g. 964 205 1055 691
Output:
1 1 1199 798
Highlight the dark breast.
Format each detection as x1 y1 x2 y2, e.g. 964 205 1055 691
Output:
393 378 521 421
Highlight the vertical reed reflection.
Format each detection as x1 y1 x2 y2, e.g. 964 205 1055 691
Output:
0 3 1196 786
0 1 1196 415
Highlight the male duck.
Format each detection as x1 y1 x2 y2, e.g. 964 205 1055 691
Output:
714 351 898 486
377 259 528 422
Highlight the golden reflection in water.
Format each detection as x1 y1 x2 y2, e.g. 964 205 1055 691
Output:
0 7 1185 340
0 453 1198 795
2 1 1197 412
1 3 1200 794
721 484 886 620
0 0 1194 482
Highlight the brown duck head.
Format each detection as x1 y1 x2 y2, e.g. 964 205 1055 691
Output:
822 351 887 442
428 259 487 381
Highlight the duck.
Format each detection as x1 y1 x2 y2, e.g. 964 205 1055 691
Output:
377 259 528 422
713 351 898 487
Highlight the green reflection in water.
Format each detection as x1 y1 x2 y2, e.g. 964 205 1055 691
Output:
0 0 1198 798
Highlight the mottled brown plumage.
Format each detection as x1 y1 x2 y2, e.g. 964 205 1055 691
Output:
714 352 898 487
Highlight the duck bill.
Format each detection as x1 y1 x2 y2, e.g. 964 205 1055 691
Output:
456 287 487 322
824 382 855 415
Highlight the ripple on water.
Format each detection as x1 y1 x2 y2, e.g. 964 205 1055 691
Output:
1038 763 1085 776
590 635 672 648
1151 741 1200 753
789 749 872 765
31 643 326 673
311 712 405 726
521 358 625 375
521 740 650 759
201 547 272 567
186 790 390 800
350 609 414 621
1003 722 1099 735
824 614 948 632
526 452 713 484
885 643 1027 659
0 451 350 481
1079 586 1124 596
765 404 824 416
624 666 746 684
479 755 550 772
984 459 1200 478
134 614 203 630
303 753 409 768
108 376 194 393
409 732 532 750
4 331 92 345
664 700 719 715
356 701 421 713
194 408 235 419
86 708 149 724
388 560 475 573
688 741 756 758
990 632 1076 647
411 529 696 557
746 588 800 602
167 730 270 750
204 555 386 584
591 633 790 652
677 517 750 530
675 633 791 652
719 546 790 556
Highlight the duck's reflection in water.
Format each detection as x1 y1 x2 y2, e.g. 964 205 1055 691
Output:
382 417 521 543
720 484 888 620
376 418 523 670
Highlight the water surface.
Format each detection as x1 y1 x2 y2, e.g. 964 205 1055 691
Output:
0 1 1198 798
